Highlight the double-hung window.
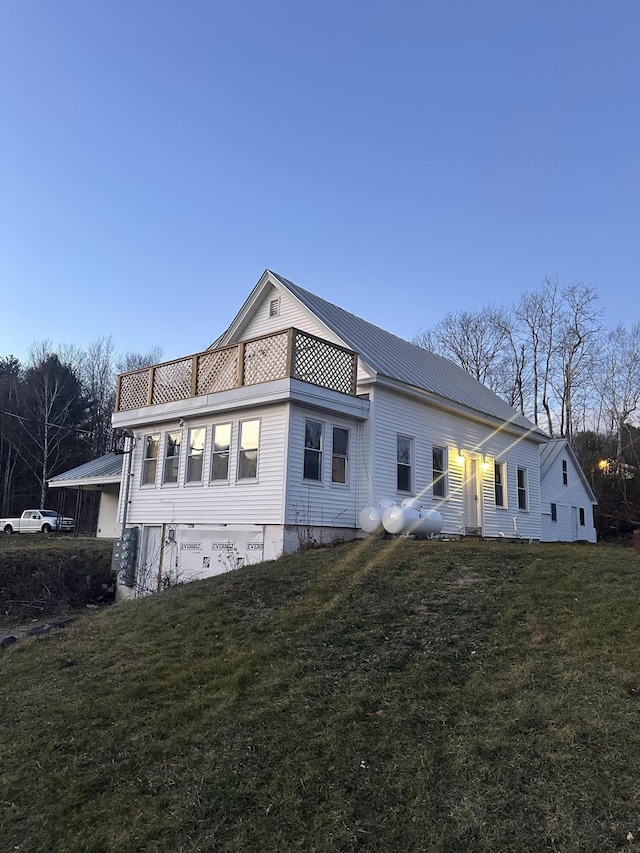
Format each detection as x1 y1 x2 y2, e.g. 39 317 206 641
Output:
432 446 447 498
238 419 260 480
517 467 528 511
186 427 206 483
142 434 160 485
211 423 231 481
562 459 568 486
494 461 506 508
397 436 412 493
304 419 323 481
163 431 182 484
331 427 349 484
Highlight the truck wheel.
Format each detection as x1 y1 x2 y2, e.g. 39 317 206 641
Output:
42 523 52 533
4 524 13 534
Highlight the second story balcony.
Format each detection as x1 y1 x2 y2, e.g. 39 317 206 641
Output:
115 328 359 413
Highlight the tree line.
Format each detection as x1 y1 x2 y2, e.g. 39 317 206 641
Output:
0 339 162 517
414 278 640 536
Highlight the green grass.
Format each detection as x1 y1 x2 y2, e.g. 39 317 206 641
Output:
1 538 639 851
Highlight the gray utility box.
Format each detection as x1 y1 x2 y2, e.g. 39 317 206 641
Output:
111 527 139 588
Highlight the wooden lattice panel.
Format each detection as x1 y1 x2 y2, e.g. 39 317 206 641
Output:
196 348 239 394
117 370 149 411
293 333 355 395
151 358 192 405
242 332 288 386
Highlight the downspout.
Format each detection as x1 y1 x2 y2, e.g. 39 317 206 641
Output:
120 430 135 535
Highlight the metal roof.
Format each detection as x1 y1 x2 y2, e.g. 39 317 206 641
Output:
48 452 124 488
270 272 545 437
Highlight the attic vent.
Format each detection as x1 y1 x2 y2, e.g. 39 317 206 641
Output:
269 298 280 318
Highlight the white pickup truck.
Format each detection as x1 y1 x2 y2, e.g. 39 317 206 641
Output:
0 509 75 534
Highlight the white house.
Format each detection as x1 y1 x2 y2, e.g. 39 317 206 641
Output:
51 270 598 595
540 439 597 543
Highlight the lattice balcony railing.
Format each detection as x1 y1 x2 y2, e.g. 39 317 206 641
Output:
115 328 358 412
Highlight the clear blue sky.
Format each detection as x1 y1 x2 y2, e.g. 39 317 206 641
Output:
1 0 638 365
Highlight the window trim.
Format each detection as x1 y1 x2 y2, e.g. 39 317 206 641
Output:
162 430 183 486
494 460 507 508
303 418 324 482
397 435 413 494
517 466 529 511
237 418 260 481
210 422 232 483
331 426 350 485
141 433 160 487
185 426 206 485
432 445 447 499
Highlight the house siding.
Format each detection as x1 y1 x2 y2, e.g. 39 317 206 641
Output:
284 405 360 530
125 404 289 527
540 451 597 542
370 386 542 539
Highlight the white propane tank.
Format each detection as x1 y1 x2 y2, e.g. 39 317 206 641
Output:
383 505 418 534
359 506 383 533
401 497 422 510
412 510 443 537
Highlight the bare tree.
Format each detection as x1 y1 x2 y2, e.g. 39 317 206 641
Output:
116 346 164 374
598 322 640 466
414 305 509 392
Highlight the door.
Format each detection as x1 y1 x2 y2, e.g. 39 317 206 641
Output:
139 525 163 595
463 457 481 534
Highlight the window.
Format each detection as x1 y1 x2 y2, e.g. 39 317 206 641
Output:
186 427 206 483
304 419 323 481
211 423 231 481
397 436 412 492
517 467 528 511
238 419 260 479
551 502 557 522
562 459 568 486
432 446 447 498
142 433 159 485
494 461 506 508
269 297 280 317
163 431 182 484
579 507 585 526
332 427 349 484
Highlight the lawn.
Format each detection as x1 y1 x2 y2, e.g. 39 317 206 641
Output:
1 537 639 852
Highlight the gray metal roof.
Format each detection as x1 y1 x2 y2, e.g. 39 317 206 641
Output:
48 452 124 487
271 272 544 437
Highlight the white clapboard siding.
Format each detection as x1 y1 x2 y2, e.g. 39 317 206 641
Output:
240 285 373 385
371 386 543 539
240 284 330 341
540 451 597 542
285 405 360 528
126 404 289 527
